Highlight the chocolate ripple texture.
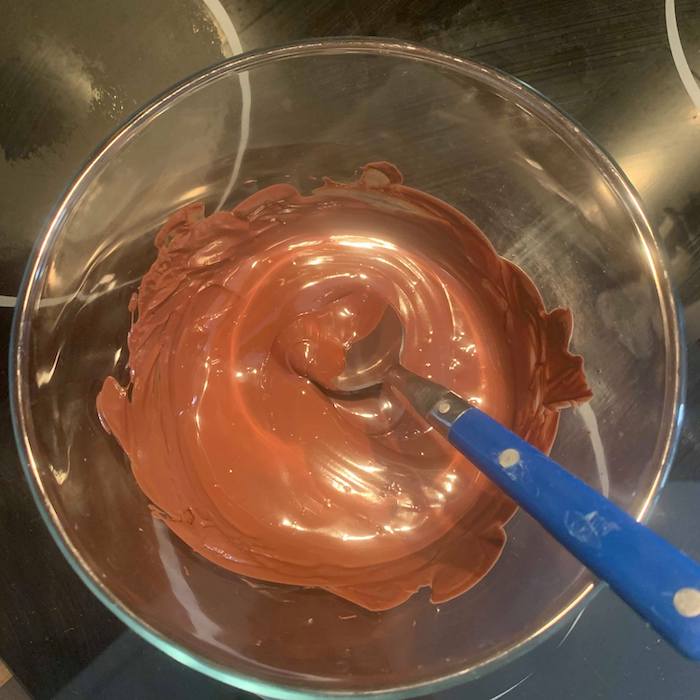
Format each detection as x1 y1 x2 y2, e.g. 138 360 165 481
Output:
98 163 591 610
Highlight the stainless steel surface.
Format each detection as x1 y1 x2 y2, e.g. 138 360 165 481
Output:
424 388 472 435
1 2 699 699
325 305 468 433
330 307 403 393
385 365 468 435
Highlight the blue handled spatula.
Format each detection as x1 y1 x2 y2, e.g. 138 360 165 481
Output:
321 305 700 659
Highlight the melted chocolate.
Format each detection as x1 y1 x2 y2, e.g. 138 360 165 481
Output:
97 163 591 610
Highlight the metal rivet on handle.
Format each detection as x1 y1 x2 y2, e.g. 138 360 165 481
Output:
437 400 451 414
498 448 520 468
673 587 700 617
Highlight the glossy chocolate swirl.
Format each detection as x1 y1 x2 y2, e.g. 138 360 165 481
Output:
97 163 591 610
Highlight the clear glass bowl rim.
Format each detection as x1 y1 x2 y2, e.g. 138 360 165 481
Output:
9 37 686 700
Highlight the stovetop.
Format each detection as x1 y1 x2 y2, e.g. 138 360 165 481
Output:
2 1 700 698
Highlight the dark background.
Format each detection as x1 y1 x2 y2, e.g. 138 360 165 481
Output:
1 1 700 698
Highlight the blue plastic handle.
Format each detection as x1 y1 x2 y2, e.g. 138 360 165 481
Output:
448 406 700 660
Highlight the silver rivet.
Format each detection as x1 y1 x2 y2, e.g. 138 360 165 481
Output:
673 587 700 617
437 400 451 414
498 448 520 468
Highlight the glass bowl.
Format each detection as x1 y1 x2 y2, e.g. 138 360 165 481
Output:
10 39 684 699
